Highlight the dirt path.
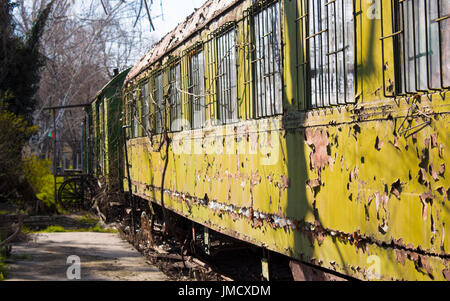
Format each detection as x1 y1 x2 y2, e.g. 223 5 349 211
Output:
5 232 168 281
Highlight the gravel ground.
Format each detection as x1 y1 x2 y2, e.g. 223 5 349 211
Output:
4 232 168 281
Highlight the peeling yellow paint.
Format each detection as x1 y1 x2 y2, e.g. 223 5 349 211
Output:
121 0 450 281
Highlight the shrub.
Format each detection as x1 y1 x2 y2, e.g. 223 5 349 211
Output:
22 156 57 210
0 108 37 203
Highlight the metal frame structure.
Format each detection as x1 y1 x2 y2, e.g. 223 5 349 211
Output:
43 103 93 210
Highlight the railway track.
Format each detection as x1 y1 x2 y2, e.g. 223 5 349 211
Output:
120 217 293 281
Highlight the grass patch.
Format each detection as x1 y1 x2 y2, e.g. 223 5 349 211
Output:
0 252 5 280
33 225 117 234
76 215 98 225
0 233 7 281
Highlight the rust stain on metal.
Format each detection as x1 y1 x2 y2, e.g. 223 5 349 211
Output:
431 133 438 148
439 143 444 158
443 267 450 281
395 249 407 265
305 128 332 170
429 164 439 181
375 136 383 151
289 260 347 281
390 179 402 200
439 164 445 177
349 166 359 182
424 137 431 150
250 171 261 189
352 230 367 250
388 135 400 150
266 173 273 184
352 124 361 140
374 191 389 214
418 168 427 185
418 255 433 277
306 177 321 194
419 190 434 221
279 175 290 190
136 181 450 276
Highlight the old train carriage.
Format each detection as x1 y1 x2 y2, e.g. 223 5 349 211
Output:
122 0 449 280
84 68 130 185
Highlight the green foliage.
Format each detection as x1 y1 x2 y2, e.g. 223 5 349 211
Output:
22 156 56 209
0 109 38 202
77 215 98 225
33 225 71 233
0 0 54 123
0 252 5 281
0 233 6 281
33 225 117 233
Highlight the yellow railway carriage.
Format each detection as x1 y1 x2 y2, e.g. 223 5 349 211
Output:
122 0 449 280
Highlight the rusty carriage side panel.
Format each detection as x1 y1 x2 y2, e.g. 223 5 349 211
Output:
122 0 450 280
88 68 130 183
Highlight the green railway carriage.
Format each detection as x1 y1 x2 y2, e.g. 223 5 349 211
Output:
122 0 449 280
84 68 130 186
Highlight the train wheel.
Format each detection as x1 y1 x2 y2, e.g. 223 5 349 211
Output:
58 178 94 211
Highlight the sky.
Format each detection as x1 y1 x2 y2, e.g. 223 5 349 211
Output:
150 0 208 40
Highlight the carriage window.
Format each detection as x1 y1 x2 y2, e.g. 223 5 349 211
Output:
142 82 150 133
190 50 206 129
252 1 283 117
125 92 132 138
396 0 450 92
307 0 354 107
132 91 139 138
216 29 238 124
153 73 164 134
169 64 182 132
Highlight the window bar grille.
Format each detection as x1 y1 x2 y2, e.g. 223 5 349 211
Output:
257 5 265 117
324 0 330 107
217 34 224 122
225 32 231 121
410 1 426 93
206 34 216 122
224 32 229 122
266 4 271 115
341 0 347 104
254 3 261 117
162 70 170 131
438 0 450 89
305 0 354 107
383 0 448 95
258 5 265 117
319 0 325 107
153 73 163 134
243 9 251 119
190 53 196 128
216 28 237 124
169 64 181 132
424 0 438 91
332 0 337 105
261 4 268 116
189 49 205 129
398 0 409 95
250 1 282 118
296 0 308 110
217 33 222 122
270 3 277 115
142 82 149 132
